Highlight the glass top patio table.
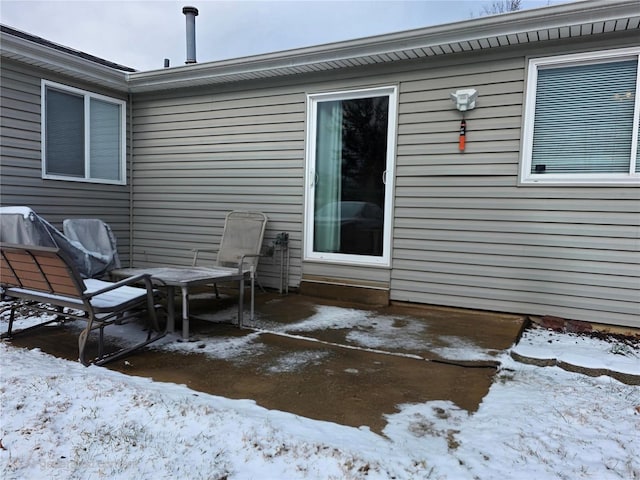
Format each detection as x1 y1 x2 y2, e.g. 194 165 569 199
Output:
111 266 247 340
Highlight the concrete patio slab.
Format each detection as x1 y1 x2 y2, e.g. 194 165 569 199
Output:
5 292 527 433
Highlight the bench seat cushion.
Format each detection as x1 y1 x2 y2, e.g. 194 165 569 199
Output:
5 279 148 311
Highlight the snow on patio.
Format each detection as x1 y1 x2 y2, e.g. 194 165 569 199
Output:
1 305 639 479
157 304 505 363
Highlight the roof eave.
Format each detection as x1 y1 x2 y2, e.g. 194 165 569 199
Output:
127 0 640 93
1 30 129 93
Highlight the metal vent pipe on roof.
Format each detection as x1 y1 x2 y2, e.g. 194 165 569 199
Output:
182 6 198 64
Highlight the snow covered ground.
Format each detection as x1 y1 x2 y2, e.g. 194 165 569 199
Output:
1 307 639 479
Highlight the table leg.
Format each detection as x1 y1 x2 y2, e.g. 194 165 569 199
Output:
250 271 255 322
238 276 244 328
181 286 190 341
166 286 176 333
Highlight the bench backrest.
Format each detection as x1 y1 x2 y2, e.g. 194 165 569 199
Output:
0 243 86 298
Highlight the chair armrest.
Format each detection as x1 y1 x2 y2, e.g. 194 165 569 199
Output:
239 254 262 275
83 273 154 299
192 248 218 266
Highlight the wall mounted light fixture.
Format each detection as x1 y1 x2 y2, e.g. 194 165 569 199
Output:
450 89 478 112
450 88 478 151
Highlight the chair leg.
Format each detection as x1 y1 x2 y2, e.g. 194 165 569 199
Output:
78 328 90 366
78 315 95 366
6 305 17 338
91 297 167 366
144 281 162 334
54 305 65 322
1 302 67 340
250 275 255 321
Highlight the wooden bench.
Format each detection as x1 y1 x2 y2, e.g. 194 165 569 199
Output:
0 243 166 366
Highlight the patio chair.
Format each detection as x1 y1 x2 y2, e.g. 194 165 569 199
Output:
63 218 121 275
0 243 165 366
191 211 268 319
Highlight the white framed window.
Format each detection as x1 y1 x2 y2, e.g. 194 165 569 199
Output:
304 86 397 266
520 47 640 185
41 80 126 185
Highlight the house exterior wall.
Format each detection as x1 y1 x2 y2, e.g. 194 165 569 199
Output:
130 84 306 289
392 40 640 328
0 59 132 262
129 33 638 328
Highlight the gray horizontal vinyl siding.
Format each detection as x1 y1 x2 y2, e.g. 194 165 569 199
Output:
0 60 132 262
131 79 395 290
130 88 307 289
392 52 640 328
131 34 639 328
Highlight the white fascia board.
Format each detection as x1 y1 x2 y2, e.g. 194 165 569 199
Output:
1 32 129 93
127 0 639 93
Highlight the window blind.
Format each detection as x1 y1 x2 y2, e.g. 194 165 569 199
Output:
531 59 638 174
89 98 121 181
45 88 84 177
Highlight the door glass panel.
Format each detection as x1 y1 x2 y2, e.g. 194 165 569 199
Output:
313 95 389 257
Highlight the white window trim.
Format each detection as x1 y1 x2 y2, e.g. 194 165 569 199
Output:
41 80 127 185
303 86 398 267
520 47 640 186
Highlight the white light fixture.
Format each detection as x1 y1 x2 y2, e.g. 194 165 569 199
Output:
450 89 478 112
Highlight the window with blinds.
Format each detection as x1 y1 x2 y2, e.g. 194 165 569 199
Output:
521 48 640 185
41 81 126 185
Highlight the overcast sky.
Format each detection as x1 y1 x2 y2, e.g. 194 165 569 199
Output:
1 0 573 71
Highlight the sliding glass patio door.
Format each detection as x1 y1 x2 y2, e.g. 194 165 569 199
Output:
305 86 397 266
